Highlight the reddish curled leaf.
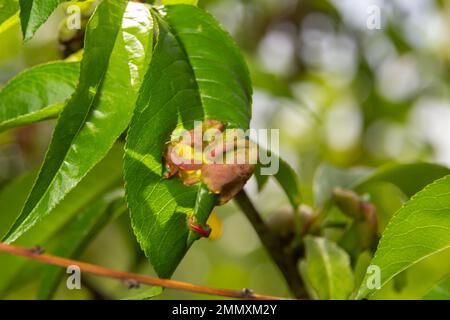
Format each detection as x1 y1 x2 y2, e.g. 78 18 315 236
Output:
164 119 256 204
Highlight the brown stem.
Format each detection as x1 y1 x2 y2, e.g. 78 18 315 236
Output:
234 190 307 299
0 242 286 300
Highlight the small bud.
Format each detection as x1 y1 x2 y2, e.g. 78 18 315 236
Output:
361 202 378 233
333 188 378 234
299 205 316 234
333 188 362 220
267 205 315 241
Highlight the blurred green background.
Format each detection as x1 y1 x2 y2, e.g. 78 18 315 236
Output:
0 0 449 299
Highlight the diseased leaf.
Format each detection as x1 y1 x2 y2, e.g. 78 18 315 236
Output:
423 276 450 300
0 144 124 296
299 236 354 300
124 5 252 278
357 175 450 299
4 1 154 243
0 61 79 132
353 163 450 198
37 190 126 300
19 0 63 41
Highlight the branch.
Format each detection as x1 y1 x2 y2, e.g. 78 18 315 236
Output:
234 190 307 299
0 242 286 300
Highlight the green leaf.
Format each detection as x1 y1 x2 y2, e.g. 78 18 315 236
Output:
313 164 372 207
37 190 126 300
255 151 301 209
161 5 252 129
353 163 450 198
423 276 450 300
0 61 79 132
121 286 163 300
124 5 252 278
357 175 450 299
163 0 198 5
19 0 63 41
0 144 124 296
3 1 154 243
299 236 354 300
